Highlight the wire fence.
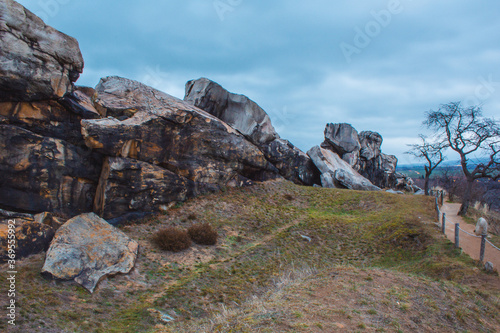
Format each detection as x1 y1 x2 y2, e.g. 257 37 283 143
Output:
434 191 500 265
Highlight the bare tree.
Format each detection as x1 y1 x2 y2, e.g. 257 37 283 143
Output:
425 102 500 215
405 134 447 195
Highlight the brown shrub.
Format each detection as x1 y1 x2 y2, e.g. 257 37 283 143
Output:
152 226 192 252
188 223 218 245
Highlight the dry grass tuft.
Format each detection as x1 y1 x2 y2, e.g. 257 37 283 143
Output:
187 223 218 245
152 226 192 252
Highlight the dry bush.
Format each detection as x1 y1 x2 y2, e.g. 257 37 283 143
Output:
283 194 294 201
152 226 192 252
188 223 218 245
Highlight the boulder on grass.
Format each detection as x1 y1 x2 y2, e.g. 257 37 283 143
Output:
41 213 138 293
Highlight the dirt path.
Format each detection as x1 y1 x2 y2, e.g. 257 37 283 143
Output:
440 203 500 270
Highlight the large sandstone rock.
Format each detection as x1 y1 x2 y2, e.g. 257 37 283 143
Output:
59 87 100 120
322 123 361 156
0 218 55 262
184 78 277 145
0 96 98 145
358 152 398 189
184 78 320 185
394 172 419 192
0 0 83 101
42 213 138 293
307 146 380 191
259 137 320 186
0 125 102 216
82 76 279 188
359 131 383 160
317 123 402 189
94 157 217 220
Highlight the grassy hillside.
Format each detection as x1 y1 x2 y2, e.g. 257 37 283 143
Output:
1 180 499 332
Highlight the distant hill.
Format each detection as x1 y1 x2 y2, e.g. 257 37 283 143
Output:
398 157 491 170
397 158 492 178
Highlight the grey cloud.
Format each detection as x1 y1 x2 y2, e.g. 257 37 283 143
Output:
15 0 500 164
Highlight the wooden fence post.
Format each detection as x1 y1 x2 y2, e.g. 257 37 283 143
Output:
435 197 439 221
455 223 459 249
442 213 446 234
440 191 444 205
480 234 486 262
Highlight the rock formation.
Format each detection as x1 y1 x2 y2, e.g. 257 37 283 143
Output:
184 77 277 145
0 0 83 101
184 78 320 186
94 157 216 220
0 3 293 223
41 213 138 293
323 123 361 157
0 0 416 237
319 122 409 190
0 125 102 216
308 146 381 191
83 76 279 184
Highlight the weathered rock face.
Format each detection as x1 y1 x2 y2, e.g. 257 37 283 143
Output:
82 76 279 189
0 3 102 218
259 138 321 186
394 172 418 192
317 123 399 189
0 95 98 145
94 157 217 220
359 131 382 160
184 78 320 185
0 125 102 216
307 146 380 191
34 211 66 230
1 0 412 228
41 213 138 293
0 218 55 262
59 87 100 120
0 0 83 101
358 152 398 189
184 78 277 145
323 123 361 156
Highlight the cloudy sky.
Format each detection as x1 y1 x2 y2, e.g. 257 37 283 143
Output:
16 0 500 164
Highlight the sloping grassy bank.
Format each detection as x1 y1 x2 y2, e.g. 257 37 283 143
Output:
1 180 498 332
